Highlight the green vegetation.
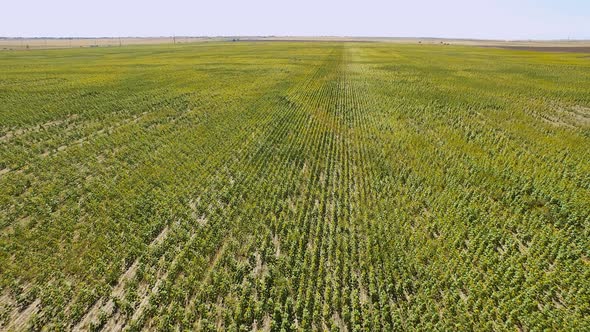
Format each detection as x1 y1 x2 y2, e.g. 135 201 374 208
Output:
1 42 589 331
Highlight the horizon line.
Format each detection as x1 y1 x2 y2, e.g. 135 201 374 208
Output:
1 35 589 42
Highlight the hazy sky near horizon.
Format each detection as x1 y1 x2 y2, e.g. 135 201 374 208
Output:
2 0 589 40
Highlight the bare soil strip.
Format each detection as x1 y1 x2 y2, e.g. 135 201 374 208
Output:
4 299 41 331
481 46 590 53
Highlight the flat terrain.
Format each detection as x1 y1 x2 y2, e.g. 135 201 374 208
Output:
1 42 590 331
0 37 221 50
3 36 590 52
481 46 590 53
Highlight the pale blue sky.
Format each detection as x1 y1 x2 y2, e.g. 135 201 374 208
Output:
2 0 589 39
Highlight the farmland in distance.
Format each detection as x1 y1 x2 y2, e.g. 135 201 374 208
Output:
1 42 590 331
